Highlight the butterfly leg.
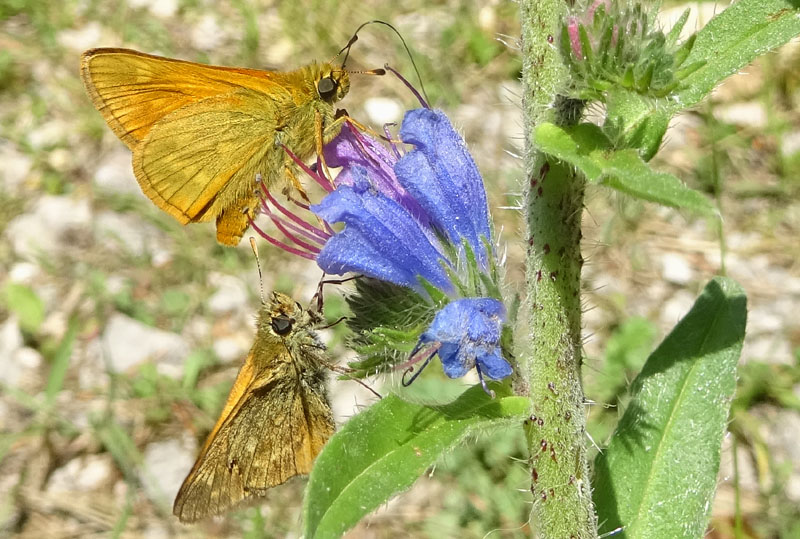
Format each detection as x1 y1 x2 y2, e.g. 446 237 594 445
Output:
284 165 312 204
314 109 336 182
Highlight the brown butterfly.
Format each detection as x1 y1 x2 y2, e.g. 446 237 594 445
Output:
173 291 334 522
80 48 352 246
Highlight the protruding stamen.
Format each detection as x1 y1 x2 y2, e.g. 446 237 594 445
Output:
281 144 335 192
384 64 429 109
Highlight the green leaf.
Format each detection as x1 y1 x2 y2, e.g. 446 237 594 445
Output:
666 9 691 46
593 277 747 538
45 319 77 407
303 385 529 538
534 123 716 214
671 0 800 112
3 283 45 334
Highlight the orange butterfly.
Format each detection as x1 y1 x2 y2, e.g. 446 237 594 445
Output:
81 48 350 245
173 292 334 522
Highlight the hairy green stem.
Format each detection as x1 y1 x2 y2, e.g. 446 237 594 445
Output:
516 0 598 536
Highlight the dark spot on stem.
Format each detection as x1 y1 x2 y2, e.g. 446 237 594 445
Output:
543 243 550 255
539 162 549 179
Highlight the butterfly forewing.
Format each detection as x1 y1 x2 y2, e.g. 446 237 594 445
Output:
80 48 290 147
133 89 278 227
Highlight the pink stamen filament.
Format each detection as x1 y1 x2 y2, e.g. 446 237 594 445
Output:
269 211 326 246
384 64 429 109
383 123 402 160
265 210 323 253
248 218 317 260
261 186 330 242
281 144 335 193
395 342 442 371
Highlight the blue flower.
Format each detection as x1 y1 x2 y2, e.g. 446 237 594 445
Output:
312 167 454 294
405 299 512 394
310 108 493 288
395 109 492 267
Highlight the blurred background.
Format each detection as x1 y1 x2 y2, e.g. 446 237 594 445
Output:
1 0 799 537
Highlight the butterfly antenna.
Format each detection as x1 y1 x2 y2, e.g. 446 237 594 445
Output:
341 19 430 105
249 237 265 304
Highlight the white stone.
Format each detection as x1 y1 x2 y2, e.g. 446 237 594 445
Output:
129 0 178 17
47 148 72 172
660 252 693 285
0 142 32 193
94 210 168 258
8 262 39 283
93 149 140 195
746 305 784 334
47 454 112 493
139 437 197 505
15 347 42 370
105 275 127 295
713 102 768 129
57 21 102 51
6 195 91 260
27 120 68 149
208 273 250 315
660 113 703 154
363 97 403 126
741 335 793 365
656 4 720 41
660 289 697 328
0 318 24 387
78 337 109 390
191 15 224 52
102 313 187 374
782 130 800 158
770 411 800 501
213 336 249 364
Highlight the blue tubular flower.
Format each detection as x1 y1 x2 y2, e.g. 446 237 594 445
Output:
312 168 453 294
302 107 513 390
311 109 493 287
405 299 512 394
394 109 492 266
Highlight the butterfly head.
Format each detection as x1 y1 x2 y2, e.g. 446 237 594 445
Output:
265 291 322 338
317 66 350 104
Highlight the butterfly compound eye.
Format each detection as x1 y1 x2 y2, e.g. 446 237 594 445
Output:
271 315 294 335
317 76 337 102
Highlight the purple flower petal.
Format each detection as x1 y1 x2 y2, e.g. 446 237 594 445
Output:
325 124 430 224
418 298 511 380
